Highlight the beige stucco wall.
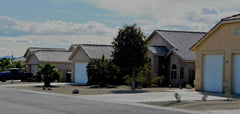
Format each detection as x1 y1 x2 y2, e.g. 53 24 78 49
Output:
69 46 91 82
194 22 240 92
70 47 91 63
169 53 195 86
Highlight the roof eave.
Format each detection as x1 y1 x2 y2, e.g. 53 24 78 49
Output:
190 19 240 51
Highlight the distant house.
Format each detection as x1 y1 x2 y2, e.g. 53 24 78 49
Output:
69 44 113 84
147 30 206 86
191 14 240 93
23 47 73 82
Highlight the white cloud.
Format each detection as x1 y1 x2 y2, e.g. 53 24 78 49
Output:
0 16 117 57
1 0 240 57
0 16 117 36
79 0 240 32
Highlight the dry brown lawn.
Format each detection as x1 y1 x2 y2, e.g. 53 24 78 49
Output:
10 84 173 95
144 100 240 111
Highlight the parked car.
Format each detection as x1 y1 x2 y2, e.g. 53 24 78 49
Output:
0 68 33 82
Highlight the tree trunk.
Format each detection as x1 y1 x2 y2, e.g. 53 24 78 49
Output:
131 68 136 91
44 76 51 87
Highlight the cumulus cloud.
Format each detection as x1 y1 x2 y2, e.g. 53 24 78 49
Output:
1 0 240 57
0 16 117 57
79 0 239 32
0 16 117 36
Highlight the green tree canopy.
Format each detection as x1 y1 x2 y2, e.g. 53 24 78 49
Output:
112 24 149 90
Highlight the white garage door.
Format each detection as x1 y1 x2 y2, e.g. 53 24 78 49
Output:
203 55 223 92
74 63 88 84
233 54 240 94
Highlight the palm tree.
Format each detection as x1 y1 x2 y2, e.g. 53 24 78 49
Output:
36 63 61 87
0 58 10 71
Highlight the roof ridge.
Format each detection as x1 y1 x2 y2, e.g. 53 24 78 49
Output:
28 47 65 49
80 44 112 47
156 29 206 34
222 13 240 21
35 50 72 53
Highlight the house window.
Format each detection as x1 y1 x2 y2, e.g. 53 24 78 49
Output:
171 64 177 79
180 67 184 79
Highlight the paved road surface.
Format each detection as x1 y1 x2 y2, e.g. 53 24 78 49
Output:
0 87 191 114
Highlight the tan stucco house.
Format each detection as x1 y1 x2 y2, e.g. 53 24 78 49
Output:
147 30 205 86
191 14 240 93
69 44 113 84
24 47 73 82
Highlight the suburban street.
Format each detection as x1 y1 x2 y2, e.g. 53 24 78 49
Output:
0 87 192 114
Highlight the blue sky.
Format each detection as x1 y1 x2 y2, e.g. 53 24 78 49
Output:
0 0 240 57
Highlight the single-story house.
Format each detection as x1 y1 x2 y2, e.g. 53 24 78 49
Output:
191 14 240 93
24 47 73 81
147 30 206 86
69 44 113 84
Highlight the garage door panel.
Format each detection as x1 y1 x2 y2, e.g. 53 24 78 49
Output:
233 54 240 93
74 63 88 84
203 55 223 92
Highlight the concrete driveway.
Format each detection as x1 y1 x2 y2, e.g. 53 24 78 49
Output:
77 89 226 103
75 89 240 114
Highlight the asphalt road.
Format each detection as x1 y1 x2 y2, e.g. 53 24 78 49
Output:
0 87 191 114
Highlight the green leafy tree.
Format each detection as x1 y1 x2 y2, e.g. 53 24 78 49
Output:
36 63 62 87
0 58 11 71
9 61 27 72
87 55 119 87
112 24 148 90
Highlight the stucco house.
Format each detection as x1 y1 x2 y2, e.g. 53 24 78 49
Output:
69 44 113 84
191 14 240 93
147 30 206 86
24 47 73 82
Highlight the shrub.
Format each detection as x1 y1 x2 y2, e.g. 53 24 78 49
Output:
186 84 193 89
124 62 166 88
123 75 131 86
87 55 119 87
225 91 232 101
152 76 165 86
